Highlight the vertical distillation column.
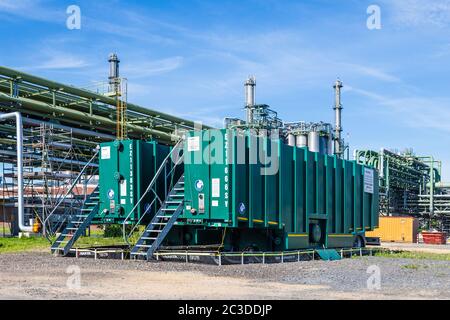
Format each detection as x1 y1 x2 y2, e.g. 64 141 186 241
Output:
333 79 343 157
109 53 127 140
245 76 256 125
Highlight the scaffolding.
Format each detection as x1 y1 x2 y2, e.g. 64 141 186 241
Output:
355 148 450 233
1 123 98 237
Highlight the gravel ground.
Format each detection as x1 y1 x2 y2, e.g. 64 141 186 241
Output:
0 251 449 300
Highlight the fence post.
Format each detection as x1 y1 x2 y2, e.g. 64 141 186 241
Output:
360 248 363 257
218 253 222 266
262 253 265 264
312 251 315 261
340 249 343 259
241 252 244 265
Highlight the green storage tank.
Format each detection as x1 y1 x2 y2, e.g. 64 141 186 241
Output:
97 140 170 224
177 129 379 251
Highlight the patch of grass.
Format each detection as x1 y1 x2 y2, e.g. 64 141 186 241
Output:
75 236 126 248
374 250 450 261
0 236 50 253
402 264 419 270
0 233 128 253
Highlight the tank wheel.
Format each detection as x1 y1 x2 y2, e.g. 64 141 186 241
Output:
353 235 364 248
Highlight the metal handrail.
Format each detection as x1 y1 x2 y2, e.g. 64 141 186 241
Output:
43 147 100 236
122 139 184 244
124 152 185 245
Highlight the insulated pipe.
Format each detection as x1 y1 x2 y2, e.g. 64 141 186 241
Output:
0 66 210 130
0 93 178 143
0 112 32 232
0 111 115 141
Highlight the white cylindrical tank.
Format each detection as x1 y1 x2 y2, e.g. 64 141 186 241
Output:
296 134 308 148
308 131 320 153
287 133 296 147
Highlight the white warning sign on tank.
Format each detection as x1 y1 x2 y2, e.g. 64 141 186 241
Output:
101 146 111 160
187 136 200 152
364 168 374 194
212 178 220 198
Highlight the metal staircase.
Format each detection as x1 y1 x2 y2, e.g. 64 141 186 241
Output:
51 187 100 256
130 176 184 260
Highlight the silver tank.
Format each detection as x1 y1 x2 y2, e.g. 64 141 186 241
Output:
296 134 308 148
308 131 320 153
287 133 296 147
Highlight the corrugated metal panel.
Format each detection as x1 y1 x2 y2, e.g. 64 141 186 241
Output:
366 216 419 243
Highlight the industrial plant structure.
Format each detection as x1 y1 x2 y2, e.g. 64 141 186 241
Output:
0 55 448 260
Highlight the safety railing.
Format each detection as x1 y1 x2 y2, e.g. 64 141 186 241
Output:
43 147 100 239
122 138 184 245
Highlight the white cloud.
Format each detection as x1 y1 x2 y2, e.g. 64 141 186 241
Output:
122 56 184 79
344 64 400 83
349 85 450 133
382 0 450 28
0 0 63 22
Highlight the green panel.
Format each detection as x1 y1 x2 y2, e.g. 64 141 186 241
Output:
306 151 316 216
98 139 167 224
316 154 326 215
248 132 264 226
354 163 363 232
183 130 211 221
285 233 309 250
280 143 294 232
334 158 343 234
373 170 380 228
344 161 353 233
264 137 279 227
326 155 335 233
294 147 306 233
230 130 247 225
209 129 231 222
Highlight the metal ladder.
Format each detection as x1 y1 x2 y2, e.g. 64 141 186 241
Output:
51 187 100 256
130 175 184 260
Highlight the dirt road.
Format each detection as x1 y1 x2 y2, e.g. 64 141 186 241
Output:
0 252 448 300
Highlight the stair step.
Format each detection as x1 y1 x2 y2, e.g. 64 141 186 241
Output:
81 209 92 212
151 222 167 226
162 208 177 211
66 228 79 231
166 201 182 204
146 229 163 233
61 234 73 237
55 240 68 244
173 188 184 191
131 252 148 256
85 202 98 206
141 237 157 240
170 194 184 197
136 244 152 248
70 221 83 224
90 197 99 200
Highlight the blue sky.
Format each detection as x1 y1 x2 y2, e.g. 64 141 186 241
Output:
1 0 450 179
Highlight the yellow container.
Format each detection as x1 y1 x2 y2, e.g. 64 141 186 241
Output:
366 216 419 243
32 221 41 234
